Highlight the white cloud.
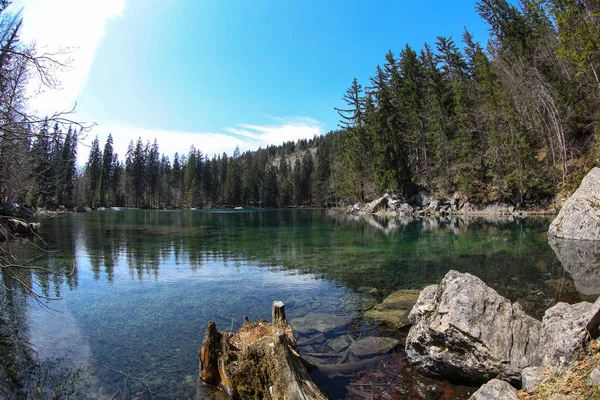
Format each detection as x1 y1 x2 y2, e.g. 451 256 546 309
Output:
10 0 125 116
78 117 326 165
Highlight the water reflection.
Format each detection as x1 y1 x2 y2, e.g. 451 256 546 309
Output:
548 236 600 296
0 210 591 399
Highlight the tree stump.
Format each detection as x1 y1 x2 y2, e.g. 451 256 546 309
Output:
198 301 327 400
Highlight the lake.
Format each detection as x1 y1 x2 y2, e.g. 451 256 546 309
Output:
1 209 595 399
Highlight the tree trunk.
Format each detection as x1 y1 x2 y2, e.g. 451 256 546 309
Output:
198 301 327 400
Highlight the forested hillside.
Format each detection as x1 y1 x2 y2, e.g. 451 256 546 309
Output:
3 0 600 211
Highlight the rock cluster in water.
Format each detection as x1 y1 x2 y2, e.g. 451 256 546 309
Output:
406 269 600 398
346 191 531 218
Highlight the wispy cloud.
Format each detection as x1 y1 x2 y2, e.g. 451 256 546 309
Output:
11 0 125 116
79 117 326 165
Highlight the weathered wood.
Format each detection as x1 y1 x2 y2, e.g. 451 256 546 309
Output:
198 301 327 400
199 320 222 386
272 301 287 327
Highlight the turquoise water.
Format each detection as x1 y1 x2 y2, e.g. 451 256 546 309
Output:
0 210 585 399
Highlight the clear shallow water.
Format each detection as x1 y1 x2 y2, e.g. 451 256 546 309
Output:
0 209 590 399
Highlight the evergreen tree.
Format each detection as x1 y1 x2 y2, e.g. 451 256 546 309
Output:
100 134 114 206
85 136 103 207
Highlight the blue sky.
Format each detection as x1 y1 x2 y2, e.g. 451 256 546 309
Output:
14 0 491 163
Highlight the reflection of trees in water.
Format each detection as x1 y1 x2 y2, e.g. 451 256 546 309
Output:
0 271 89 399
70 211 569 307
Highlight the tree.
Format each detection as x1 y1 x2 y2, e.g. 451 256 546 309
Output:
548 0 600 88
85 136 102 207
100 134 114 206
334 77 365 128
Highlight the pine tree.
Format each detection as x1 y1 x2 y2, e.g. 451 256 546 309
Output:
85 136 103 207
100 134 114 206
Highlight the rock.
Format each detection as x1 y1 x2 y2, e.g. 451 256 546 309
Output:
364 289 421 328
521 366 545 393
290 313 353 334
341 292 378 311
548 167 600 240
76 205 88 213
7 219 33 235
0 198 34 218
28 222 39 234
405 270 541 384
396 203 414 216
428 200 440 212
548 395 579 400
588 365 600 386
347 336 400 358
366 194 397 214
349 203 360 213
468 379 518 400
327 335 353 353
461 202 477 214
549 236 600 296
409 190 431 208
540 298 600 369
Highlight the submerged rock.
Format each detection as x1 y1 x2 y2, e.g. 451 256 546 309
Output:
364 289 421 328
405 270 541 384
549 167 600 240
468 379 518 400
289 313 353 334
346 336 400 358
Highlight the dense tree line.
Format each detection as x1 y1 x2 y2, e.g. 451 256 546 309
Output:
75 0 600 209
79 134 333 208
333 0 600 205
4 0 600 211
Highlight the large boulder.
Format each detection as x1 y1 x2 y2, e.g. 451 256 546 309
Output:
540 298 600 369
366 194 397 214
405 270 541 384
548 236 600 296
548 167 600 240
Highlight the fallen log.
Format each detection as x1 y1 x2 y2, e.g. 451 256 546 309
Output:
199 301 328 400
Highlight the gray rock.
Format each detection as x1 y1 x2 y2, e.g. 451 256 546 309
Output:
540 298 600 369
521 366 546 393
588 365 600 386
428 200 440 211
410 190 431 208
548 167 600 240
347 336 400 358
468 379 518 400
365 194 398 214
76 205 88 212
548 236 600 296
405 270 541 384
396 202 414 216
327 335 352 353
290 314 353 334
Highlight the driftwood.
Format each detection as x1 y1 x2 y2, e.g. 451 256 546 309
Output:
198 301 327 400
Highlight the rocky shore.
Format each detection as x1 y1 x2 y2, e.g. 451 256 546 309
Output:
197 168 600 399
340 191 555 220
